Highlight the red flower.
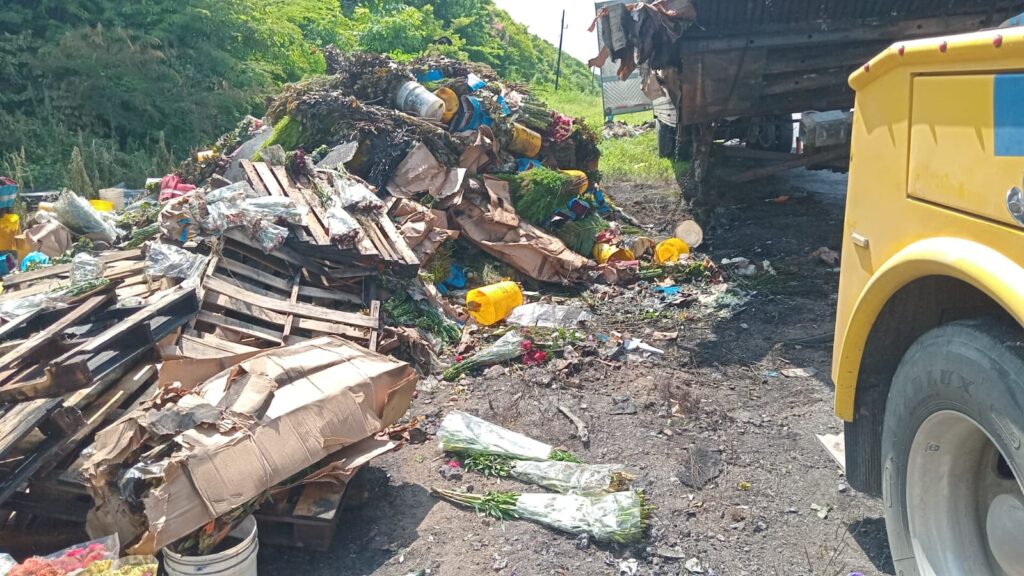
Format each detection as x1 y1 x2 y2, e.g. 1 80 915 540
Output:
521 340 533 351
455 354 464 363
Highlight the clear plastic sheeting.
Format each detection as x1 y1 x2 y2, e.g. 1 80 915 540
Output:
327 204 361 247
241 196 308 226
70 252 104 285
0 293 63 322
145 243 206 286
514 491 646 544
437 410 553 461
205 188 248 232
250 219 290 253
330 172 384 212
506 303 593 328
510 461 632 495
54 190 117 244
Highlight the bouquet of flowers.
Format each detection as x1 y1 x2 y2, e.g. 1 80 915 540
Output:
437 411 580 462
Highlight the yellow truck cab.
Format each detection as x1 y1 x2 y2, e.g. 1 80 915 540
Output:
835 26 1024 575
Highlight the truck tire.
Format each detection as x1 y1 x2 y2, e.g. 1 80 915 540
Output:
657 120 676 159
881 319 1024 576
745 115 794 153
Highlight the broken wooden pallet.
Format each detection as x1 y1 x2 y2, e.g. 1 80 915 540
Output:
254 475 356 551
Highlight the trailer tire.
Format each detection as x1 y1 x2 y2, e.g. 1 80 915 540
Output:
881 319 1024 576
745 115 794 153
657 120 676 159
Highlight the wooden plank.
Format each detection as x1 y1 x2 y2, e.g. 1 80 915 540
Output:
374 211 420 267
298 285 363 306
359 219 397 261
205 291 368 342
212 272 291 301
218 257 292 292
241 160 271 196
0 294 112 377
368 301 380 352
205 276 378 329
180 334 260 358
2 249 143 288
294 317 368 341
0 310 43 341
292 482 344 521
272 165 331 245
0 399 60 459
3 491 90 523
196 310 284 344
282 271 302 343
253 162 285 197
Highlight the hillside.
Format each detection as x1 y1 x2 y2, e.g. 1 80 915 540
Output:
0 0 596 189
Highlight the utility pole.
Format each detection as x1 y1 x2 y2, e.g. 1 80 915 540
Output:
555 9 566 91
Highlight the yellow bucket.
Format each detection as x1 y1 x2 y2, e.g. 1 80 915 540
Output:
436 87 460 124
593 243 635 265
89 199 114 213
560 170 590 194
654 238 690 264
508 123 542 158
0 214 19 252
466 281 523 326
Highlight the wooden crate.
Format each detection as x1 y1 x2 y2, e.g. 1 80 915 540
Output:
254 477 354 552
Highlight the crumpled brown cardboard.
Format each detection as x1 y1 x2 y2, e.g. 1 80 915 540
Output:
391 199 460 261
450 181 591 285
387 142 466 200
82 336 418 553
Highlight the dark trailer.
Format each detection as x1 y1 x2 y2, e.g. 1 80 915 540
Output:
639 0 1024 179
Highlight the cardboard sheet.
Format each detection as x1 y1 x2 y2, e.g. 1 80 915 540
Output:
83 336 417 553
386 142 466 200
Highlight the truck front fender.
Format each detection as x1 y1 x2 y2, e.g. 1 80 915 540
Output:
834 237 1024 421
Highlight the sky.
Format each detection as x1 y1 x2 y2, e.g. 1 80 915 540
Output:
493 0 603 64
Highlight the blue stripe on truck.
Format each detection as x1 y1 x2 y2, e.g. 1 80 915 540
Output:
995 74 1024 157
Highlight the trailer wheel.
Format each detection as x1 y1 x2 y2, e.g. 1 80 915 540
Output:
745 115 794 153
657 120 676 158
882 319 1024 576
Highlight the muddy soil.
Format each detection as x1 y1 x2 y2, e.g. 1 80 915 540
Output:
260 172 893 576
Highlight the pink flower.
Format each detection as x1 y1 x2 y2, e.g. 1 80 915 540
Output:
455 354 464 363
446 459 462 469
521 340 533 351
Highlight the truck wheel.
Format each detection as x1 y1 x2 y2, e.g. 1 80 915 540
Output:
745 115 794 153
882 319 1024 576
657 120 676 159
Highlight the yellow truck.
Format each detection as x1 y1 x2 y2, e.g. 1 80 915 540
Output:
835 27 1024 575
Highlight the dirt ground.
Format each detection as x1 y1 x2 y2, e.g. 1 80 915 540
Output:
260 169 895 576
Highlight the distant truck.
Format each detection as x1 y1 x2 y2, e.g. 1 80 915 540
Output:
834 27 1024 575
643 0 1024 180
594 0 653 119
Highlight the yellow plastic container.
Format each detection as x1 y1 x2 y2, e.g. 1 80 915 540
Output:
508 123 543 158
559 170 590 194
466 281 523 326
593 243 636 265
89 199 114 213
0 214 19 252
436 87 460 124
654 238 690 264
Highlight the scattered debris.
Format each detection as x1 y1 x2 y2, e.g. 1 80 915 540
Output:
558 405 591 446
781 367 819 378
810 503 833 519
684 557 705 574
811 246 841 266
678 446 723 489
609 395 638 415
817 432 848 472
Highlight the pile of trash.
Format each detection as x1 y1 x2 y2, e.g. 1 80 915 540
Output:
0 46 766 569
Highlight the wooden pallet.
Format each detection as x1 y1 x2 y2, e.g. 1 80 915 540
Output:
254 474 356 551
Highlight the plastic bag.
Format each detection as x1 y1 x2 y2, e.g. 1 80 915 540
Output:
0 293 64 321
250 219 290 253
5 534 119 576
99 555 159 576
437 410 553 461
241 196 307 226
326 204 361 247
510 461 633 495
54 191 117 243
205 181 258 205
514 491 647 544
204 185 250 232
70 252 104 285
0 553 15 576
145 243 205 284
332 174 384 212
442 330 525 381
506 303 592 328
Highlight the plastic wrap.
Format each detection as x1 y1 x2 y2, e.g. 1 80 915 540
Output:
437 410 552 461
514 491 646 544
241 196 307 226
54 190 117 243
327 204 361 247
0 293 63 321
333 174 384 212
442 330 526 381
4 534 119 576
250 219 290 253
70 252 104 285
205 188 248 232
511 461 633 495
0 553 14 576
101 556 159 576
145 243 206 285
206 181 258 204
506 303 593 328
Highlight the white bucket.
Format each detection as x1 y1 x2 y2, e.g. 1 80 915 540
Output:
394 81 445 121
98 188 125 211
163 516 259 576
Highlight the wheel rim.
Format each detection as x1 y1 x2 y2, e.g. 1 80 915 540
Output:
906 411 1024 575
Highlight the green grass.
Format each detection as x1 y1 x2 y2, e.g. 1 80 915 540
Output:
537 88 687 186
